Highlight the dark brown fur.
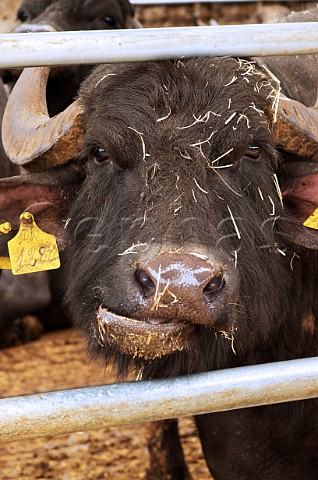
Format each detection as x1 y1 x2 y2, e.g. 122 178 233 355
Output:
1 10 318 478
59 57 318 479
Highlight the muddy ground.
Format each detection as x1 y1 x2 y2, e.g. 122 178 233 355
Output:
0 329 211 480
0 1 308 479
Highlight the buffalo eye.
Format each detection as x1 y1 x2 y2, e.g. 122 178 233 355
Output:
244 145 261 161
17 8 29 22
91 147 112 166
102 16 117 28
204 275 225 295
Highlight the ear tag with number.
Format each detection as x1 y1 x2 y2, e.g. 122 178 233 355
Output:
0 221 12 270
8 212 60 275
303 208 318 230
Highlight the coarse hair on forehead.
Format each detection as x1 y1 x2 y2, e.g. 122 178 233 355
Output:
79 57 275 124
79 57 275 156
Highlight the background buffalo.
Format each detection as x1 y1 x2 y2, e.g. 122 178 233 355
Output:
1 0 137 115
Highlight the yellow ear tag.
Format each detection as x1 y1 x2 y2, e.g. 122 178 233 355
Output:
8 212 60 275
0 257 12 269
0 221 12 269
303 208 318 231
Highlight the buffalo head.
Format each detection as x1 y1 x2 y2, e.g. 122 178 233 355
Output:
1 57 318 378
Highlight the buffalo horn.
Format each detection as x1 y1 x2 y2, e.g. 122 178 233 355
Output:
3 66 318 168
274 94 318 161
2 67 85 170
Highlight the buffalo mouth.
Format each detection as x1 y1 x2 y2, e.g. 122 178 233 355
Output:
96 306 195 360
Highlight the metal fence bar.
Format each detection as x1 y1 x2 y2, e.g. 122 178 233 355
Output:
1 356 318 443
0 23 318 68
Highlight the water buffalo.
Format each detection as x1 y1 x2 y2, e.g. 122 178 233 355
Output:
1 0 138 116
1 8 318 479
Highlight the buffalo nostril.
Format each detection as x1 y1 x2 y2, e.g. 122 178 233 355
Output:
203 275 225 295
135 268 156 295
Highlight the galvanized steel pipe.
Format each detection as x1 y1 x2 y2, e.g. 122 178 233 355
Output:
0 23 318 68
1 357 318 443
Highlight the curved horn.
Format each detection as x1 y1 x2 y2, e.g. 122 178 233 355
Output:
2 67 85 170
274 94 318 160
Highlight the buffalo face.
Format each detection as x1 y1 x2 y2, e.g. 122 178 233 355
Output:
2 57 318 378
62 59 301 376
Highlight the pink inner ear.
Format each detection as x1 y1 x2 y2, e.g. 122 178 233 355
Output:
0 183 69 249
0 184 62 221
282 173 318 205
282 172 318 221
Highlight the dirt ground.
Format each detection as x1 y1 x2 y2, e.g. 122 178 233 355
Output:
0 1 307 479
0 329 211 480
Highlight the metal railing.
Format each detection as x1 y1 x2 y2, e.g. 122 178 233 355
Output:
1 357 318 443
0 22 318 68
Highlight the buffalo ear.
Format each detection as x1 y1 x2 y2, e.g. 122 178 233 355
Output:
281 161 318 250
0 165 80 256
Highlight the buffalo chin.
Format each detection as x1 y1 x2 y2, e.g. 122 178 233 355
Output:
96 306 194 360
